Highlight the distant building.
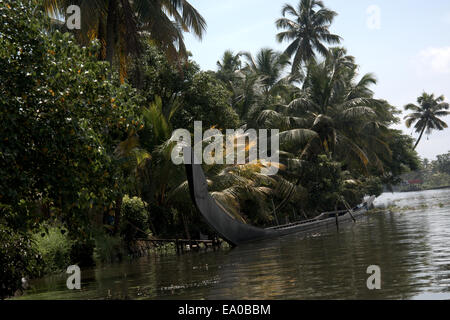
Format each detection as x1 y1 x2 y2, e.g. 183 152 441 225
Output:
407 179 423 185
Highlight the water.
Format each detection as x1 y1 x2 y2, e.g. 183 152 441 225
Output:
16 189 450 300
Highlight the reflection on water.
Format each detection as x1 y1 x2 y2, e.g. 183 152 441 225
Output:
17 189 450 300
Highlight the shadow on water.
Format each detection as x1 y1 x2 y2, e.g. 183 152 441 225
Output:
16 189 450 300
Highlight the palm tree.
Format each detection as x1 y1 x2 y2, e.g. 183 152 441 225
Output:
215 51 264 121
137 0 207 61
217 51 242 77
275 0 341 73
253 47 396 213
240 48 292 101
404 93 450 150
216 50 243 94
216 48 298 125
227 48 301 125
258 47 390 172
230 72 265 122
42 0 206 70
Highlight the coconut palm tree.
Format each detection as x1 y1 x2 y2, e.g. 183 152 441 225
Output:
258 47 390 172
42 0 206 69
240 48 293 101
404 93 450 150
254 47 396 213
217 50 242 80
275 0 341 73
136 0 206 61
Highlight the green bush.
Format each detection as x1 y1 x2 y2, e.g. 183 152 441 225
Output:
32 226 73 274
341 176 383 208
120 195 150 243
93 232 126 265
0 224 40 300
362 176 384 198
300 155 344 213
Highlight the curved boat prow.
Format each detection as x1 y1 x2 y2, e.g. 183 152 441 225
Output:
183 147 276 246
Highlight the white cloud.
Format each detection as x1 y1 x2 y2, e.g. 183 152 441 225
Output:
417 47 450 74
366 5 381 30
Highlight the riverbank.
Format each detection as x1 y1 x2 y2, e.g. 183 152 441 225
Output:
9 235 227 300
399 185 450 193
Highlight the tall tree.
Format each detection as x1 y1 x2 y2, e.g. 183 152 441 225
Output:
404 93 450 150
258 47 391 173
217 50 242 78
216 50 243 93
275 0 341 73
42 0 206 69
136 0 207 60
240 48 292 100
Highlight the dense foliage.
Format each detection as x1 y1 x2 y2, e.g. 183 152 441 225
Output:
0 0 438 298
401 151 450 191
0 225 40 299
31 226 72 274
120 195 149 243
435 152 450 176
0 0 140 296
0 1 141 236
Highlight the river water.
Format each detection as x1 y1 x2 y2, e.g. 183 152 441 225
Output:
17 189 450 300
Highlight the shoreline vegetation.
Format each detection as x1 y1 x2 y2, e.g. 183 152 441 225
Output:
396 151 450 192
1 0 448 299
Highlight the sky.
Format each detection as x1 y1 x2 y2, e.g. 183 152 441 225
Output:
184 0 450 160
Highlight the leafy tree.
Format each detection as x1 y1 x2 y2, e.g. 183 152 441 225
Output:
172 72 240 131
116 44 240 237
128 42 199 129
435 151 450 175
0 0 141 235
128 43 239 139
0 224 40 299
42 0 140 69
298 154 344 214
404 93 450 150
215 49 295 122
378 130 421 187
227 70 265 122
137 0 207 60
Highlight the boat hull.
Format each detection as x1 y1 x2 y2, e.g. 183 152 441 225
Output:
184 147 375 246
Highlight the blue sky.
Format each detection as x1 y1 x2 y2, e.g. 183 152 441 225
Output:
184 0 450 160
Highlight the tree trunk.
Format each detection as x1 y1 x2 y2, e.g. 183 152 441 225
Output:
106 0 118 67
113 195 123 235
181 211 191 240
413 126 426 150
119 0 140 56
97 20 106 60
